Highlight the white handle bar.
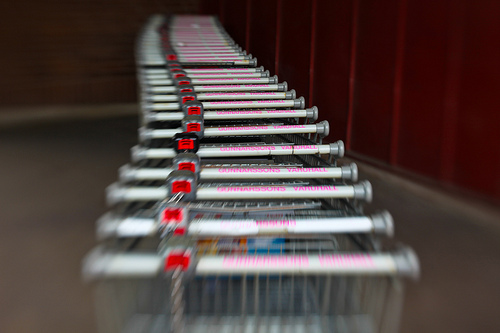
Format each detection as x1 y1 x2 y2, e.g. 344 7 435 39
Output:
96 211 392 239
83 247 419 281
131 142 345 161
119 163 357 181
139 124 324 140
145 108 314 122
106 181 372 204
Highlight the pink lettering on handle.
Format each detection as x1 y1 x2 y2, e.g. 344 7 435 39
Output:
190 73 228 76
284 167 328 173
272 125 306 129
266 110 296 114
249 92 277 96
218 167 281 173
223 255 309 268
255 219 297 227
216 186 286 192
200 85 270 89
216 111 263 115
292 145 318 150
204 92 245 96
196 79 233 81
218 126 268 131
219 146 275 152
292 186 337 191
208 101 253 105
256 100 286 104
318 254 374 268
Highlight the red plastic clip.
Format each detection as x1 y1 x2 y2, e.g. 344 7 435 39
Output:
186 123 201 132
173 227 186 236
164 250 191 271
187 106 201 115
178 139 194 150
182 96 195 104
178 162 196 172
161 207 185 224
171 180 192 194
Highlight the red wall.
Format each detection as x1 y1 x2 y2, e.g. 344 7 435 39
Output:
202 0 500 202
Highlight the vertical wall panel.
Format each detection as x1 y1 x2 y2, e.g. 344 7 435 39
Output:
439 0 466 182
247 0 278 73
396 0 449 178
200 0 221 16
453 0 500 199
350 1 400 161
312 0 353 141
220 0 248 47
276 0 313 101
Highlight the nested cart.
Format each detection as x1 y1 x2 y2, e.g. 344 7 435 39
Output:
82 14 419 333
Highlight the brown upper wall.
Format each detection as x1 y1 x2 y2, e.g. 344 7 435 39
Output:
0 0 199 106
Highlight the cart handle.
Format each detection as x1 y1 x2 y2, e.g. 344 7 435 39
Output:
82 247 419 281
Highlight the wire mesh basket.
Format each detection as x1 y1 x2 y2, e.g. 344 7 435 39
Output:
85 237 417 333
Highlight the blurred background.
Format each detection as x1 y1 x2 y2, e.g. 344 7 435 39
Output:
0 0 499 332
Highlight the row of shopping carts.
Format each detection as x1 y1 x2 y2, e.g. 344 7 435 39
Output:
82 14 419 333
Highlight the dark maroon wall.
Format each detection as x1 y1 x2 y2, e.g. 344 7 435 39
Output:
311 0 353 140
248 0 278 73
202 0 500 202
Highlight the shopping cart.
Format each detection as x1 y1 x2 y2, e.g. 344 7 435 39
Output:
83 237 417 333
82 13 419 333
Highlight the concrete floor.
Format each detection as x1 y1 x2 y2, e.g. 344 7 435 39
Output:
0 111 499 332
357 161 500 333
